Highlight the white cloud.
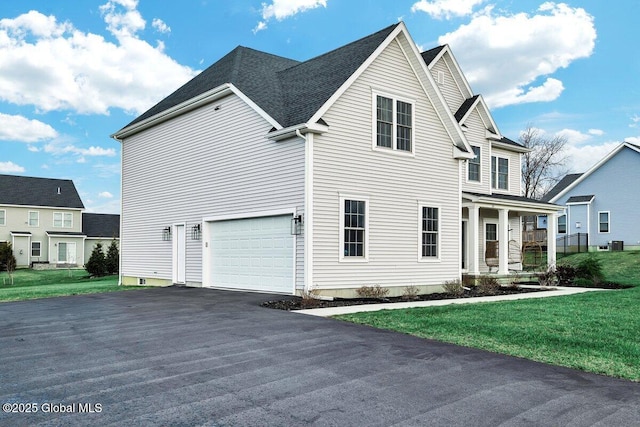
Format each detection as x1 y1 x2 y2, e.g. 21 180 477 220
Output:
0 113 58 142
152 18 170 33
588 129 604 136
254 0 327 33
412 0 485 20
0 161 25 173
43 141 117 158
0 3 197 115
625 136 640 145
564 141 619 173
630 114 640 128
98 191 114 198
555 128 592 146
438 2 596 108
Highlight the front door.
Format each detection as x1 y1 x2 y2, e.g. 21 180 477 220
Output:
173 224 186 284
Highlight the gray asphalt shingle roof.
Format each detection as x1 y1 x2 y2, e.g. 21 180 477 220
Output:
0 174 84 209
541 173 583 202
566 195 594 203
420 45 445 65
454 95 479 122
82 213 120 238
122 24 400 131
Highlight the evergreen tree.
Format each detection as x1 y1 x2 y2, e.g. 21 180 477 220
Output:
105 240 120 275
85 243 106 277
0 243 17 284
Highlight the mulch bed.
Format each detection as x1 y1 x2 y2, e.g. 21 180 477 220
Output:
262 285 549 311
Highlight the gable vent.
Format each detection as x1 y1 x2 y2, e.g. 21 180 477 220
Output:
57 187 61 195
437 71 445 85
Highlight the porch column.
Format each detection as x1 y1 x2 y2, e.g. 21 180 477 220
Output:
468 205 480 275
547 211 557 268
498 208 510 275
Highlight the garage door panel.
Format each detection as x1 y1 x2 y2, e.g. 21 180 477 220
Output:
209 214 294 293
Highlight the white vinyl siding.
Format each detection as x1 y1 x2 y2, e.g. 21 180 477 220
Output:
120 93 305 287
312 33 460 290
429 57 465 113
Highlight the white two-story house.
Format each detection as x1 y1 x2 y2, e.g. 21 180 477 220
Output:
113 23 558 296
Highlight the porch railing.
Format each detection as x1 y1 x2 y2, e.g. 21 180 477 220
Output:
522 229 547 243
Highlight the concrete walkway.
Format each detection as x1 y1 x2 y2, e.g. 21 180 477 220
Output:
296 286 608 317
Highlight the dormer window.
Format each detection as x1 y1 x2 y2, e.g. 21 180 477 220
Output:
374 92 414 154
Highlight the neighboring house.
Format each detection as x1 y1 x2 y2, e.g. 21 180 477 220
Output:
113 23 559 296
542 141 640 251
82 213 120 264
0 174 120 268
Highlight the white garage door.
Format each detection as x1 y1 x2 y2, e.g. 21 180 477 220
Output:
209 215 294 294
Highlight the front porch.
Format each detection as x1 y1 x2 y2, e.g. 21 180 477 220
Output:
462 192 561 278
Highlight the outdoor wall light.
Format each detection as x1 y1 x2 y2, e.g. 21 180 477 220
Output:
191 223 202 240
291 214 303 235
162 226 172 241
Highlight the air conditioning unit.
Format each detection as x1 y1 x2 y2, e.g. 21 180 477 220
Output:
611 241 624 251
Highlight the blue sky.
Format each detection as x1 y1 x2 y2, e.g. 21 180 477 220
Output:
1 0 638 213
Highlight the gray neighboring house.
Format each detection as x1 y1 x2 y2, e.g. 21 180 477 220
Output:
113 22 558 296
82 213 120 264
542 141 640 251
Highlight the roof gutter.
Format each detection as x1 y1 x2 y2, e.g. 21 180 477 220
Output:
266 121 329 142
111 83 235 140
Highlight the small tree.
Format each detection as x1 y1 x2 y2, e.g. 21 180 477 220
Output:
85 243 107 277
520 125 569 199
0 243 17 285
105 240 119 275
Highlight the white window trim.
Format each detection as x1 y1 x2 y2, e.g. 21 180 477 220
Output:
557 213 567 234
28 211 39 227
0 209 5 226
31 241 42 257
339 194 369 263
598 210 610 234
53 212 73 228
371 90 416 156
491 155 509 191
417 202 441 263
467 145 482 183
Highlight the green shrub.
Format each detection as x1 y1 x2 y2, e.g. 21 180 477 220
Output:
576 256 604 285
105 240 119 275
85 243 107 277
555 265 577 286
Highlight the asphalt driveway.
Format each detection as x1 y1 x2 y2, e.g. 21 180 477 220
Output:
0 287 638 426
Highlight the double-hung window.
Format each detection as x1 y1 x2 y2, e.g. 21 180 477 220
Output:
375 93 414 153
0 209 5 226
31 242 41 257
468 146 481 182
558 214 567 234
420 206 439 259
598 211 610 233
54 212 73 228
340 197 368 261
491 156 508 190
28 211 39 227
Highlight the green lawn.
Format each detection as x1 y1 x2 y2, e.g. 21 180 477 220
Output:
0 269 143 302
337 251 640 381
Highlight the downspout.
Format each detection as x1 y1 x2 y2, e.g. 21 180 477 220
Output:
297 129 313 294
